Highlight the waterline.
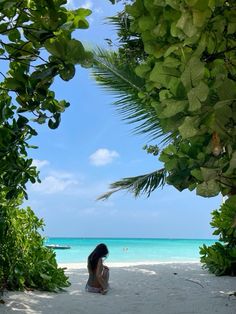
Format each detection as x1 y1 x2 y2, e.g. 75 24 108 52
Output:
45 237 216 263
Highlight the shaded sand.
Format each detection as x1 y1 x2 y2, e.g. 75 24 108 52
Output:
1 262 236 314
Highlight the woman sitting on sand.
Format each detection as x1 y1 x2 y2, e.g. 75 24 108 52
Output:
85 243 109 295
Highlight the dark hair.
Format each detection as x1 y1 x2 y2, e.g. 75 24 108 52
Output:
88 243 109 271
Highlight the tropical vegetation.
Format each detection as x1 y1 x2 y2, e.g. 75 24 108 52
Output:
93 0 236 275
200 196 236 275
0 0 93 291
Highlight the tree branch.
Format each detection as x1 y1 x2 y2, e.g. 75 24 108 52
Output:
202 46 236 63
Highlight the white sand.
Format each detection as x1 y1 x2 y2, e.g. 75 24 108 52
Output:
1 262 236 314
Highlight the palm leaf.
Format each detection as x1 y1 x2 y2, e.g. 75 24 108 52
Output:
97 168 166 200
106 11 146 63
92 48 168 141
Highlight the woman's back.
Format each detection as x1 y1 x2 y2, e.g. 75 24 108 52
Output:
85 243 110 294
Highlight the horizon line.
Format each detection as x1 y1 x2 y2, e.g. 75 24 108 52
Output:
43 236 217 240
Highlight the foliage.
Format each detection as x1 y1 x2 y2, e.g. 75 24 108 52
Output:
200 196 236 276
97 168 166 200
0 0 93 291
200 242 236 276
106 10 146 64
0 0 93 201
93 48 166 141
210 195 236 243
94 0 236 199
0 194 70 291
93 0 236 276
143 144 159 156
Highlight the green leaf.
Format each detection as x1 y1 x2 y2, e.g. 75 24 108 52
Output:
181 57 205 90
217 79 236 101
3 1 16 9
126 1 144 18
159 90 172 101
59 64 75 81
34 113 47 124
135 64 151 78
0 22 8 33
75 10 91 29
165 158 177 171
186 0 210 10
160 100 188 118
4 78 24 91
163 56 181 68
227 152 236 174
45 37 66 59
80 51 93 68
150 62 179 87
178 116 199 138
187 81 209 111
191 169 203 181
200 167 219 182
17 115 29 129
196 180 220 197
40 273 51 280
67 40 86 64
48 113 61 129
164 44 180 57
192 9 211 27
138 15 155 31
206 101 232 134
45 37 86 65
176 11 198 37
8 29 21 42
74 8 92 18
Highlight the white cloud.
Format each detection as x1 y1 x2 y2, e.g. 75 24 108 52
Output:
94 7 103 14
32 172 79 194
30 168 109 198
81 0 93 9
89 148 119 166
49 170 76 180
32 159 49 169
79 206 118 216
65 0 75 9
65 1 102 15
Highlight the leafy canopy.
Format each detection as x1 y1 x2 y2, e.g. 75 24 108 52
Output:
0 193 70 291
0 0 93 291
96 0 236 276
200 195 236 276
98 0 236 275
95 0 236 199
0 0 93 201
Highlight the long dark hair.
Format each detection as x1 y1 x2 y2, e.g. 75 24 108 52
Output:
88 243 109 271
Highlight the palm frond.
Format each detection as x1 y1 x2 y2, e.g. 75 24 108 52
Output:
97 168 166 200
92 48 168 141
106 12 146 62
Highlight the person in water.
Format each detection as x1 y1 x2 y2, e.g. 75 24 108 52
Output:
85 243 109 294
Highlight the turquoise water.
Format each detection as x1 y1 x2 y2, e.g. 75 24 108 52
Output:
45 238 216 263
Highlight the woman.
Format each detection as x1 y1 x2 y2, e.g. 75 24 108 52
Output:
85 243 109 295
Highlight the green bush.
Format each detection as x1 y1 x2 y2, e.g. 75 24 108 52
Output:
0 195 70 291
200 196 236 276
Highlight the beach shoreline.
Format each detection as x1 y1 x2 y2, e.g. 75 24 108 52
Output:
59 260 201 269
1 262 236 314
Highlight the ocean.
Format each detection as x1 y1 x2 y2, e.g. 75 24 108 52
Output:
44 238 216 263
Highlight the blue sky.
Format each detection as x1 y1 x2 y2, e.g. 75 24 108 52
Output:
25 0 221 239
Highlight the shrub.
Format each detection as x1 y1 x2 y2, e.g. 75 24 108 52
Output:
0 196 70 291
200 196 236 276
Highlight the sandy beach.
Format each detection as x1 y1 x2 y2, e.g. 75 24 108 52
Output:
1 262 236 314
